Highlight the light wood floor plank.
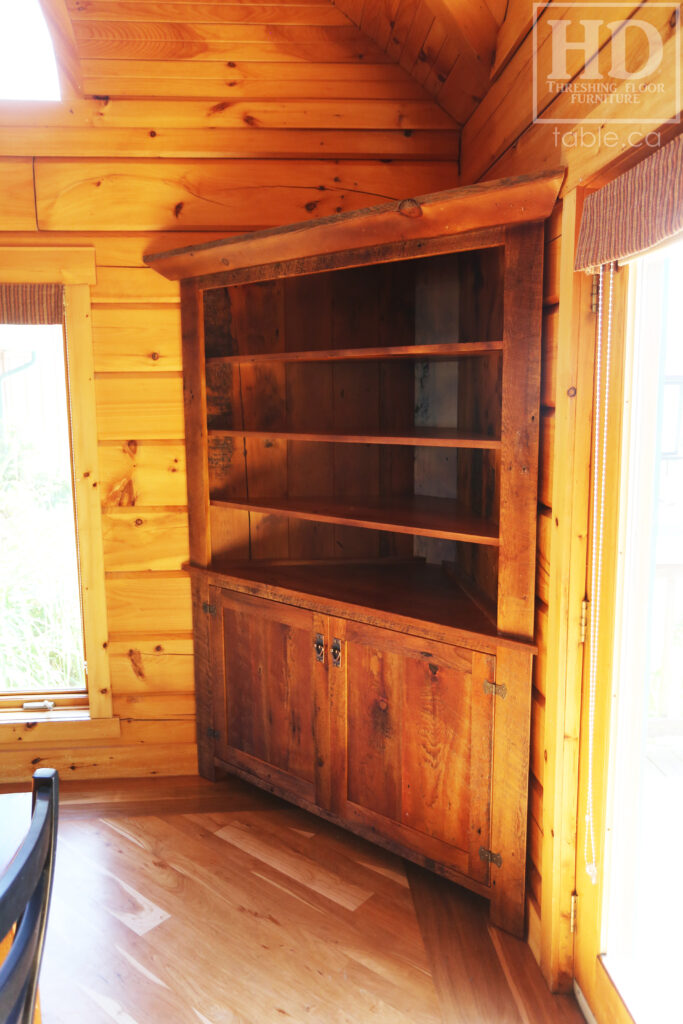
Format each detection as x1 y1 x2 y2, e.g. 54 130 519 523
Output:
407 863 525 1024
6 775 587 1023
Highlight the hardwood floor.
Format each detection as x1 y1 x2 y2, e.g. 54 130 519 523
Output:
3 776 585 1023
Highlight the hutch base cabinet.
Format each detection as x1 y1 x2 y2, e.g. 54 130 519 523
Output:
146 170 563 936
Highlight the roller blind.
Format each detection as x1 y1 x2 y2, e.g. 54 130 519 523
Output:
575 134 683 272
0 283 63 324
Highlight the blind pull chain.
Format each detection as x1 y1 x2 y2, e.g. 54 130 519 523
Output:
585 261 615 885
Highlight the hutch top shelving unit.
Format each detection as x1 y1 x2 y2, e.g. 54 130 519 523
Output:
146 169 563 935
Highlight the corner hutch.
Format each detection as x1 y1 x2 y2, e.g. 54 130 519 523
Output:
146 170 563 935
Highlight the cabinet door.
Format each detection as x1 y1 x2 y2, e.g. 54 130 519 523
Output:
331 617 495 887
209 588 327 806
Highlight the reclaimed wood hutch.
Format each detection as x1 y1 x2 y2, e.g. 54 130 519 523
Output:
146 169 563 935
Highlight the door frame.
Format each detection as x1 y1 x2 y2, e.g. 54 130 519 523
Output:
573 258 639 1023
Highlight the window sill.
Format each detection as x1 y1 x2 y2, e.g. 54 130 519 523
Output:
0 714 121 746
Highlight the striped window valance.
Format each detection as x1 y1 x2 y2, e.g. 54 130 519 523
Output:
0 283 64 324
575 134 683 272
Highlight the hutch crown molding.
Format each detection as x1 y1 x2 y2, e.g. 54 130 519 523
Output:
146 169 564 935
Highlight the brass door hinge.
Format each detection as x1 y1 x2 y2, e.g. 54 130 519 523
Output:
570 892 578 933
483 679 507 700
591 274 600 313
580 598 589 644
479 846 503 868
202 602 217 616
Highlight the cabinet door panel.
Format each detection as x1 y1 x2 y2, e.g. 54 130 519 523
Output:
346 640 403 822
341 619 494 884
210 589 321 796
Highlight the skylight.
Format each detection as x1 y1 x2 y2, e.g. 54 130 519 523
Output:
0 0 61 101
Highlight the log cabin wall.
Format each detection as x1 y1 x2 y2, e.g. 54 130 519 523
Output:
456 0 681 993
0 0 462 782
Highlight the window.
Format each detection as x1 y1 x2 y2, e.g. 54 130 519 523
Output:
601 238 683 1024
0 0 60 101
572 136 682 1024
0 322 86 704
0 261 113 728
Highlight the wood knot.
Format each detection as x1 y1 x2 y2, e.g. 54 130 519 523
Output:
398 198 423 219
209 101 231 116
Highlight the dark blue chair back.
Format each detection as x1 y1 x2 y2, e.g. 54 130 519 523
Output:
0 769 59 1024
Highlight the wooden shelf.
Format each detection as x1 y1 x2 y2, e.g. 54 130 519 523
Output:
210 494 499 545
209 428 501 449
205 341 502 366
188 559 534 653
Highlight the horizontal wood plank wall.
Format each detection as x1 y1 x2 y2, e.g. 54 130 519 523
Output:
458 0 680 993
0 1 459 783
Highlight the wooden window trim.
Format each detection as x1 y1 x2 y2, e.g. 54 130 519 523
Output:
0 247 114 729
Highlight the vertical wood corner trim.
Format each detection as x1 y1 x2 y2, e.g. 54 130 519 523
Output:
64 283 113 719
540 189 593 990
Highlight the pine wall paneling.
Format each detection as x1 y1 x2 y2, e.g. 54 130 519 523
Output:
0 0 460 783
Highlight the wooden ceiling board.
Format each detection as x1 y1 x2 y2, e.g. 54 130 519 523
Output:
335 0 501 125
427 0 499 63
32 0 463 165
79 56 432 99
79 55 420 79
398 3 435 76
0 96 455 130
410 17 447 85
50 0 502 134
360 0 402 51
67 2 353 25
0 126 460 160
73 25 392 63
79 71 432 99
422 32 459 97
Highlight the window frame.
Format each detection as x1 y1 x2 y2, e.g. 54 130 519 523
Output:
575 239 683 1023
0 248 115 731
